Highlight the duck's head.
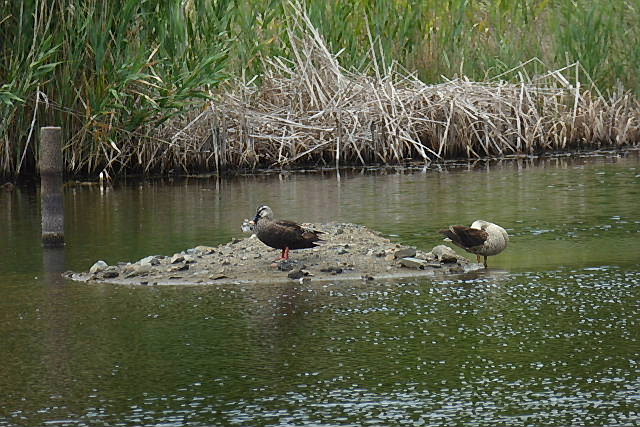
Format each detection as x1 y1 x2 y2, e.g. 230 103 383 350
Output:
253 205 273 223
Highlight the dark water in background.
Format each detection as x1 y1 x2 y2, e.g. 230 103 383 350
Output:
0 151 639 426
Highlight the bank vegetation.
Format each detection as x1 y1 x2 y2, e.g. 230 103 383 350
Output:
1 0 639 178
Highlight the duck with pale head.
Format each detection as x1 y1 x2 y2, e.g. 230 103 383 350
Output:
252 205 323 260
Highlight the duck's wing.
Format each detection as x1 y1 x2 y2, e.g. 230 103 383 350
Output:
274 219 305 231
439 225 488 248
275 220 323 235
273 220 323 248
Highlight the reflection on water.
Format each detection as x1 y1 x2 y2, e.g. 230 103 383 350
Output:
0 151 639 426
4 151 640 274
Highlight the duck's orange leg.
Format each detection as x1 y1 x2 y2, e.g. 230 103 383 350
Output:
277 247 291 260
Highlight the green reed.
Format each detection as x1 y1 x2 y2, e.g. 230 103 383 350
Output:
1 0 231 176
1 0 638 177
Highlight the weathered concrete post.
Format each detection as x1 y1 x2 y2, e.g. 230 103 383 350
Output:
40 126 65 247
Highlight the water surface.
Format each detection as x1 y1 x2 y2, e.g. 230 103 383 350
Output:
1 151 639 426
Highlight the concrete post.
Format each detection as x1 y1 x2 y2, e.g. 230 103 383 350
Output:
40 126 65 247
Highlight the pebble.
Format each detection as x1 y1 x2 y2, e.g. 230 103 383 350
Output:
169 264 189 272
125 263 152 277
320 265 343 274
89 260 108 274
366 248 387 257
394 247 417 259
398 257 429 269
431 245 461 263
170 254 185 264
138 255 160 266
194 245 216 255
102 267 119 278
278 260 304 271
287 269 305 280
447 265 465 273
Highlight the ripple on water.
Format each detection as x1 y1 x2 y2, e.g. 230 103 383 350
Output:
176 268 638 426
2 268 637 427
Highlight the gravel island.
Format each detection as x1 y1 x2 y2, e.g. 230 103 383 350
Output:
66 223 483 286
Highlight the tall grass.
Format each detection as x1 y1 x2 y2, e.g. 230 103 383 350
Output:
1 0 639 178
296 0 640 90
1 0 231 176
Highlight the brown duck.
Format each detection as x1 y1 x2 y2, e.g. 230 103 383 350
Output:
252 205 323 260
439 220 509 268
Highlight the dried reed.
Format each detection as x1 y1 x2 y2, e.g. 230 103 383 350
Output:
155 7 639 173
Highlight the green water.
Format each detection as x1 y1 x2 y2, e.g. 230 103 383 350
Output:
1 152 639 426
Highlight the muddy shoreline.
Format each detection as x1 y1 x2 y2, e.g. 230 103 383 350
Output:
66 223 482 286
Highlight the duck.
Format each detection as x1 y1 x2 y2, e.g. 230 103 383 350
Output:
252 205 323 260
439 220 509 268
